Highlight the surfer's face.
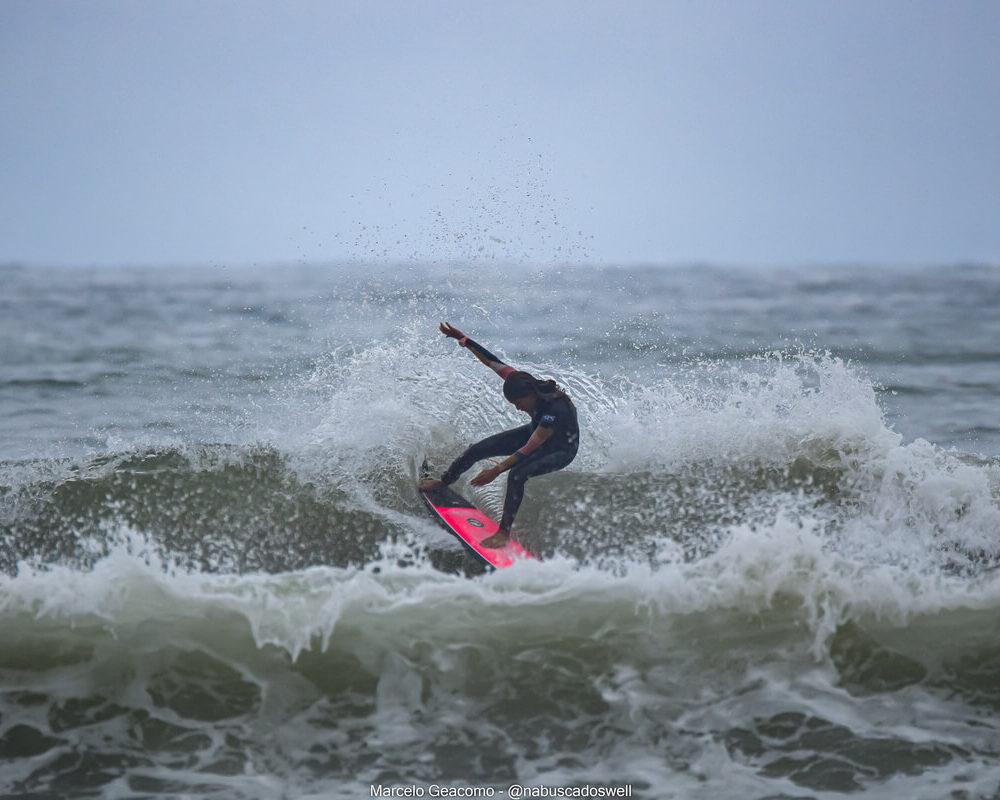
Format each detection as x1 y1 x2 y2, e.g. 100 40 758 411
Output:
510 394 537 413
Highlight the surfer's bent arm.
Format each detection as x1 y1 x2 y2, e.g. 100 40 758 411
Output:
459 336 516 380
493 426 553 472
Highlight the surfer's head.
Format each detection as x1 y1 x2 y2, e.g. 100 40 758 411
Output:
503 371 562 411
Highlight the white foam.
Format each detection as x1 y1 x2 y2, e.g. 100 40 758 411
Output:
594 351 897 472
5 509 1000 669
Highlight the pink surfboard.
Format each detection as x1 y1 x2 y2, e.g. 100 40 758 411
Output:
420 465 536 569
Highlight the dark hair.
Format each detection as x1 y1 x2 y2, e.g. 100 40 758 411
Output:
502 371 564 402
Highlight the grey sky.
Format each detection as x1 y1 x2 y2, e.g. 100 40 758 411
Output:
2 0 998 267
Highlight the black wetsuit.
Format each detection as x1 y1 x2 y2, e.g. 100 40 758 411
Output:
441 340 579 531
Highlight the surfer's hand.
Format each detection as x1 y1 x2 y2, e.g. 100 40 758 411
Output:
439 322 465 341
470 465 501 487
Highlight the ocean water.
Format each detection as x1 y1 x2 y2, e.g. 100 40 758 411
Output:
1 261 1000 799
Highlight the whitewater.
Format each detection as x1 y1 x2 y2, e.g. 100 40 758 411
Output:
2 262 1000 799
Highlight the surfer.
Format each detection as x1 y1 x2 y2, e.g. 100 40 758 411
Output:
419 322 579 548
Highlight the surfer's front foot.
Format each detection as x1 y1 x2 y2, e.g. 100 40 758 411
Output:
481 531 510 549
419 478 443 491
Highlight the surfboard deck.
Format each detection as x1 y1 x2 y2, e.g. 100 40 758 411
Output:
419 462 535 569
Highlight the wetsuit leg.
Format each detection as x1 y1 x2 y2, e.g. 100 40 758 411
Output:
499 448 577 531
440 425 532 485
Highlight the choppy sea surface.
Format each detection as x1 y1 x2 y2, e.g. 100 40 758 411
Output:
2 261 1000 799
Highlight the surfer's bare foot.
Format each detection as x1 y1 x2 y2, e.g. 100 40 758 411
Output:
419 478 443 491
481 531 510 548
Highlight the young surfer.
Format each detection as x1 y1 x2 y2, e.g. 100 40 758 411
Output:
419 322 579 548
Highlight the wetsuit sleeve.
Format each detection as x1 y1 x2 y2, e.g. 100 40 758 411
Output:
516 425 553 456
493 420 554 472
459 336 516 379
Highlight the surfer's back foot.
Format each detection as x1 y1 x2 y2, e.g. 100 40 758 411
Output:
419 478 443 491
481 531 510 549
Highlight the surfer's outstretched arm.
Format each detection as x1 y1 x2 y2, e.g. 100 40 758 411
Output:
438 322 515 379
